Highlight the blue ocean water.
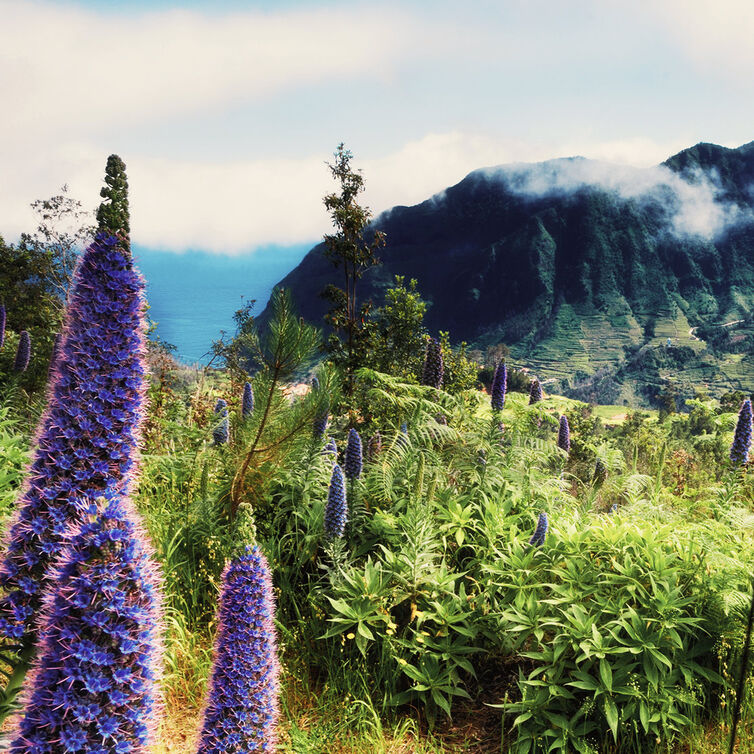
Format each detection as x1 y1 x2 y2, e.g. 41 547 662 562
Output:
133 243 313 363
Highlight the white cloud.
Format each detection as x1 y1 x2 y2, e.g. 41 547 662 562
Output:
361 133 691 216
0 129 695 253
480 156 749 240
0 1 414 139
1 1 748 253
642 0 754 76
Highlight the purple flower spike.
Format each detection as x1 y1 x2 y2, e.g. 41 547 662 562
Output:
13 331 30 373
313 410 328 440
529 512 548 547
529 379 543 404
730 399 753 466
491 362 507 412
325 465 347 539
196 546 280 754
213 398 229 446
421 337 444 389
242 382 254 419
593 458 607 487
0 233 147 644
0 303 5 349
9 495 163 754
558 415 570 453
344 428 363 481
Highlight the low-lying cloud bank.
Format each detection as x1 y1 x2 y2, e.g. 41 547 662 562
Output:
2 134 702 255
477 157 752 241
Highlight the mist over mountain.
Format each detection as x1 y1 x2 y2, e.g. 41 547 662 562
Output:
262 141 754 405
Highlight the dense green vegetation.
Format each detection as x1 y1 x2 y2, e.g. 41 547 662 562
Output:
6 308 753 752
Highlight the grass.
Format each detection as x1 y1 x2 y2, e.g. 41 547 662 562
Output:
154 637 754 753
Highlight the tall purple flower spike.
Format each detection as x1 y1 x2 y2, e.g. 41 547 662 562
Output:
242 382 254 419
0 233 147 644
421 337 444 389
730 398 753 466
196 545 280 754
9 495 163 754
0 303 6 349
47 334 61 381
325 465 347 539
213 398 229 446
322 437 337 453
13 331 31 373
491 362 507 412
344 428 363 481
313 410 328 440
529 512 548 547
557 415 570 453
529 379 542 405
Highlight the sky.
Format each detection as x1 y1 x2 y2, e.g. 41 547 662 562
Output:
2 0 754 255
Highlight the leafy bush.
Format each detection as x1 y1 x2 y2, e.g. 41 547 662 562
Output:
485 521 725 753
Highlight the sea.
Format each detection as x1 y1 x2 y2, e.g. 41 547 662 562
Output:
133 243 313 364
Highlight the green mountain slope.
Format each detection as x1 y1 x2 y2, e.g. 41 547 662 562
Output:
262 142 754 405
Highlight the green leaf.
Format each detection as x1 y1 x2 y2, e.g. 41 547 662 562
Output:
604 697 619 742
356 622 374 640
639 701 649 733
599 659 613 693
432 688 452 718
513 712 533 727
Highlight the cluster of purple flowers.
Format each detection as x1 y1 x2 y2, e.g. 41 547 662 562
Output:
529 512 548 547
322 437 337 462
13 331 31 373
196 546 279 754
557 415 570 453
324 465 347 539
313 410 329 440
0 233 147 644
9 496 162 754
491 362 507 412
344 429 363 481
529 379 542 404
730 399 753 466
242 382 254 419
421 337 444 389
213 398 229 446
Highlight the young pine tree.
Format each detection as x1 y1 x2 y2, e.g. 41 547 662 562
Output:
322 144 385 404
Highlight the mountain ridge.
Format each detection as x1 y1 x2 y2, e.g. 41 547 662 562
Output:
261 141 754 406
